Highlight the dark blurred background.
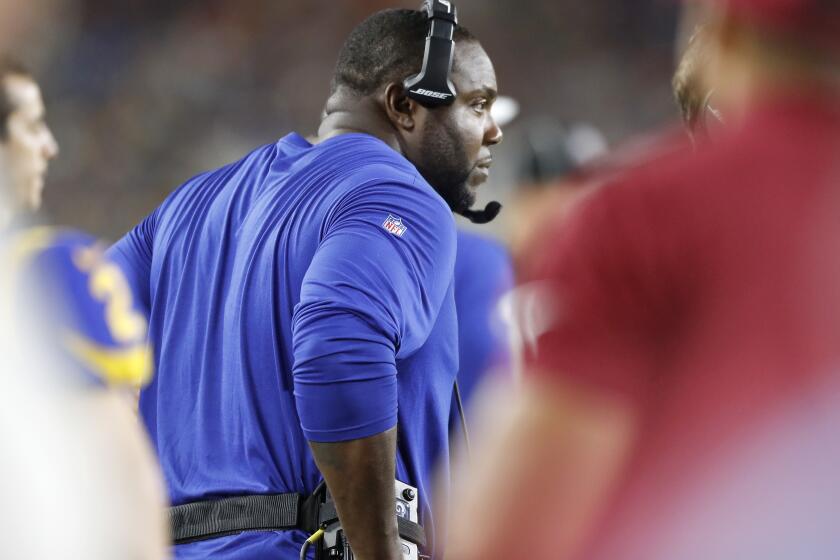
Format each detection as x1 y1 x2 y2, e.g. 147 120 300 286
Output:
6 0 680 240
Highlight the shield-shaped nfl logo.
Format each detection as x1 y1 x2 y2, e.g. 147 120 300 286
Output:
382 214 408 237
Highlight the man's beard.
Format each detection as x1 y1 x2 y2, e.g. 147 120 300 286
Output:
414 120 475 215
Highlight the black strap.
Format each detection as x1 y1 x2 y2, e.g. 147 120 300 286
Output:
397 516 428 548
169 493 302 544
170 492 427 548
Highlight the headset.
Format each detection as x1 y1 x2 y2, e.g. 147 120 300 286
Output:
405 0 503 225
404 0 458 108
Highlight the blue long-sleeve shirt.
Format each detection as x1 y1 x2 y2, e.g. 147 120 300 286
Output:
109 133 458 559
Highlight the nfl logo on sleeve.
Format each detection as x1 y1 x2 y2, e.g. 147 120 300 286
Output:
382 214 408 238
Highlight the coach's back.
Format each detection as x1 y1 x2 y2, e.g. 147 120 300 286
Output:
110 132 458 558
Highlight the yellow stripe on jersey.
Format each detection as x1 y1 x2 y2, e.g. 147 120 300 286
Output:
5 226 57 265
64 331 152 387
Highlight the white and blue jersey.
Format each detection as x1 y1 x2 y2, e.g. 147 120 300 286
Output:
109 133 458 559
3 227 152 389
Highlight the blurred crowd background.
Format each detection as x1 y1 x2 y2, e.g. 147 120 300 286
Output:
4 0 679 241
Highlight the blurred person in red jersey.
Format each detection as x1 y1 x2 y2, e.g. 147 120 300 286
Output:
446 1 840 559
504 120 608 257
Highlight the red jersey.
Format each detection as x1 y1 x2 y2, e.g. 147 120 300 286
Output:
522 93 840 559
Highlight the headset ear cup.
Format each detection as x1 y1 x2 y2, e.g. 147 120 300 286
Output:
405 1 458 108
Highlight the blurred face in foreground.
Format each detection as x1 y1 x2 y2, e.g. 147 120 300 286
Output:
0 74 59 214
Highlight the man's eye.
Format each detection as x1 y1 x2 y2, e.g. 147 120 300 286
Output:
472 100 488 113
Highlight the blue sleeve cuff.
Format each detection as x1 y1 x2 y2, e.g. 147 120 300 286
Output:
294 375 398 443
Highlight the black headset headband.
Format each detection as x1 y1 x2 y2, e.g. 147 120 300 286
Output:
404 0 458 108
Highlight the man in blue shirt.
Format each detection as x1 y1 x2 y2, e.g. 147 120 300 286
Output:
109 7 502 559
454 229 513 407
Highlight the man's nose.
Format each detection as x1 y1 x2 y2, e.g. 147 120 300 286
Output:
43 127 59 159
485 116 503 146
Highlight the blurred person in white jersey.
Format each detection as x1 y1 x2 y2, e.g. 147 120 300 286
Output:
0 58 169 559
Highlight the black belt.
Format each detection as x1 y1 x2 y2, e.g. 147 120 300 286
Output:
169 492 316 544
169 492 427 548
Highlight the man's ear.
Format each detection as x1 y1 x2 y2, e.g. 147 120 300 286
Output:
384 83 418 132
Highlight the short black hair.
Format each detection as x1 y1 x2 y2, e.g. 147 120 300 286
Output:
0 58 32 140
331 8 477 96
